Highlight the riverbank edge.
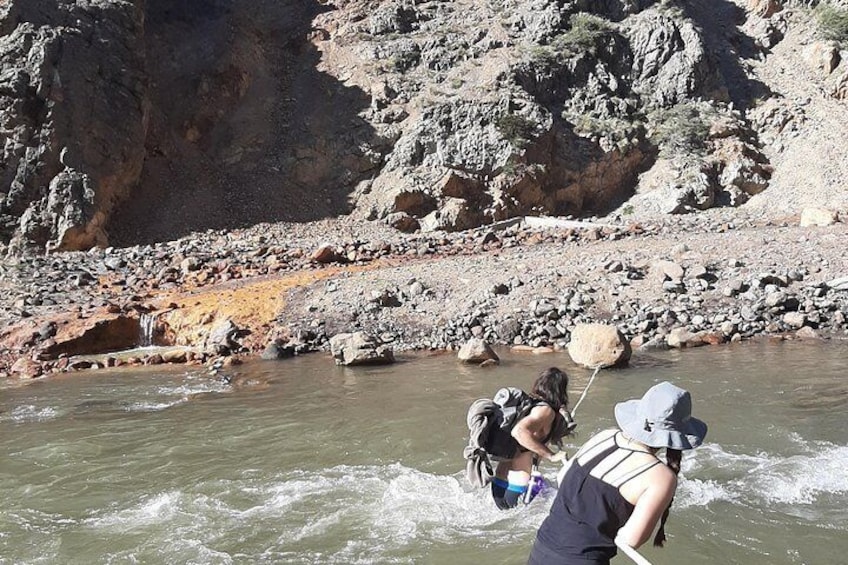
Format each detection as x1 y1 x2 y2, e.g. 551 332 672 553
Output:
2 212 847 383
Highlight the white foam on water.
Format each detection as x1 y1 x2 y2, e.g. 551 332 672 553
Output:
82 469 386 562
2 404 61 423
373 465 552 543
120 376 231 413
677 478 734 508
249 463 556 561
5 508 78 534
88 491 182 530
676 441 848 515
155 379 231 397
750 443 848 505
75 446 848 563
84 491 244 563
123 399 188 412
79 463 556 563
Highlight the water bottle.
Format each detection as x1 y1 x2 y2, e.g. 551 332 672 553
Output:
524 467 545 504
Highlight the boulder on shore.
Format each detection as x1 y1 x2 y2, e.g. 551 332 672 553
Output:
329 332 395 366
567 324 632 368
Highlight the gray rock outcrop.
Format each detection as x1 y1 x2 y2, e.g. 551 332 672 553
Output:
2 0 821 254
329 331 395 366
0 0 147 253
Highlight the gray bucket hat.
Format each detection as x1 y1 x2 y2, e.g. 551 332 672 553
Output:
614 381 707 450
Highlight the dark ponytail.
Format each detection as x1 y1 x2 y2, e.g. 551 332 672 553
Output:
653 448 682 547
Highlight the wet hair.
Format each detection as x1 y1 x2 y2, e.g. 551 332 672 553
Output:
653 448 683 547
531 367 569 412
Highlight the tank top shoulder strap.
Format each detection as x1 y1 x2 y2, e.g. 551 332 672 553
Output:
574 430 619 470
608 459 663 488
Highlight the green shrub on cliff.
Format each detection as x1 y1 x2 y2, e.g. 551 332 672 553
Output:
552 13 613 55
496 114 537 148
648 102 714 157
816 3 848 44
524 13 613 66
569 113 644 150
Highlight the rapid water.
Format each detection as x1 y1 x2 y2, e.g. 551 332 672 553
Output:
1 340 847 564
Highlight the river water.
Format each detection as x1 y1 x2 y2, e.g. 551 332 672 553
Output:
1 340 847 564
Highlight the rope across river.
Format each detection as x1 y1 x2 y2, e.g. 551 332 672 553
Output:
570 364 603 418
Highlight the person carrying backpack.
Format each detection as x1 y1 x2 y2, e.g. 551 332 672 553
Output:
465 367 574 510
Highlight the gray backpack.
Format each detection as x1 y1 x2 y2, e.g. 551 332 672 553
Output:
462 387 539 487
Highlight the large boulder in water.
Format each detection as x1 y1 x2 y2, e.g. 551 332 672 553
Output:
457 338 500 365
329 332 395 366
567 324 631 368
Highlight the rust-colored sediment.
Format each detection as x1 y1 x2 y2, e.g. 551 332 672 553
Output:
158 261 394 349
0 259 402 376
159 269 337 348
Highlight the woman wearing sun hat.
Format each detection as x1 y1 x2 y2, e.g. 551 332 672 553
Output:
528 381 708 565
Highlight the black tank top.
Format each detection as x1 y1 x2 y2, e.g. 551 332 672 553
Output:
534 434 660 562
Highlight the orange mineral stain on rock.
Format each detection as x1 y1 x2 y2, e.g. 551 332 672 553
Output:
158 266 362 350
0 260 399 375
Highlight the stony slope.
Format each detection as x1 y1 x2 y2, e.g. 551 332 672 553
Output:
744 5 848 215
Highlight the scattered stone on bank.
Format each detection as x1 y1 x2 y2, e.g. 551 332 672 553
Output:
160 349 188 363
782 311 807 328
144 354 164 365
651 260 685 284
10 357 43 378
567 323 632 368
260 340 295 360
666 327 710 348
800 207 838 227
206 319 243 355
2 214 848 378
457 338 500 365
795 326 821 340
827 276 848 291
329 331 395 366
310 243 343 264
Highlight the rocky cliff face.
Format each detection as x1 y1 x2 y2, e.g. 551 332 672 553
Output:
0 0 147 253
328 0 779 229
0 0 382 252
0 0 845 254
108 0 383 245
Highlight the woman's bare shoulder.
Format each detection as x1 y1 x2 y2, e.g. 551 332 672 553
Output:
643 459 678 488
528 403 557 419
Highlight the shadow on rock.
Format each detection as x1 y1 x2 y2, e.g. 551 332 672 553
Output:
108 0 383 246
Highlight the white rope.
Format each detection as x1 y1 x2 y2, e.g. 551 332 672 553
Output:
566 368 656 565
570 364 602 418
615 538 654 565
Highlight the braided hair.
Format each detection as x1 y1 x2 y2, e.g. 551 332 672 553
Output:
653 448 682 547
